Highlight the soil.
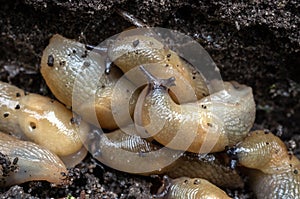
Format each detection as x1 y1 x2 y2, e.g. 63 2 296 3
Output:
0 0 299 198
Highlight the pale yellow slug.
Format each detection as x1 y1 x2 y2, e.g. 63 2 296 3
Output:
0 132 67 187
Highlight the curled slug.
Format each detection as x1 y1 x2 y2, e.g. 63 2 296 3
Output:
228 130 300 199
0 132 67 187
108 32 209 103
136 66 255 153
155 176 231 199
0 81 89 167
41 34 138 130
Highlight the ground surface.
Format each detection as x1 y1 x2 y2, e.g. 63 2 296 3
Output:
0 0 299 198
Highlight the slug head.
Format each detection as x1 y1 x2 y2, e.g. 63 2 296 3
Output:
226 146 240 170
227 130 292 173
153 175 172 198
140 65 176 90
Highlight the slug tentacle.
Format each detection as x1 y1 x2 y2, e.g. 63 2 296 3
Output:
140 65 176 90
137 67 255 153
0 81 89 165
0 132 67 187
229 130 300 199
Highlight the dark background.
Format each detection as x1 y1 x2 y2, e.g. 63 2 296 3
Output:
0 0 299 198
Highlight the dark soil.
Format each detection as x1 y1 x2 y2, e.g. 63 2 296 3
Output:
0 0 299 198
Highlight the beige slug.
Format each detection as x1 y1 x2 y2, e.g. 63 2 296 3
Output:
108 33 209 103
0 81 89 165
41 34 138 130
155 176 231 199
86 125 243 188
0 132 67 187
165 153 244 189
228 130 300 199
85 125 182 174
136 66 255 153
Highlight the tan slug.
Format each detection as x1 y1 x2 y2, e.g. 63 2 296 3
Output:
108 33 209 103
0 132 67 187
228 130 300 199
137 66 255 153
0 81 89 166
165 154 244 189
41 34 138 130
85 125 243 188
155 176 231 199
85 125 183 174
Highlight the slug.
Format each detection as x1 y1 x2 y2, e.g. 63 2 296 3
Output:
107 32 209 103
85 124 243 188
0 132 67 187
41 34 138 130
0 81 89 167
136 66 255 153
228 130 300 199
155 176 231 199
85 125 183 174
165 153 244 189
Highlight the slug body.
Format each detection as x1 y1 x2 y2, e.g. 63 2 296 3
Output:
137 67 255 153
85 125 182 174
108 34 209 103
0 132 67 187
156 177 231 199
0 81 89 161
165 154 244 189
87 125 243 188
41 34 137 130
229 130 300 199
